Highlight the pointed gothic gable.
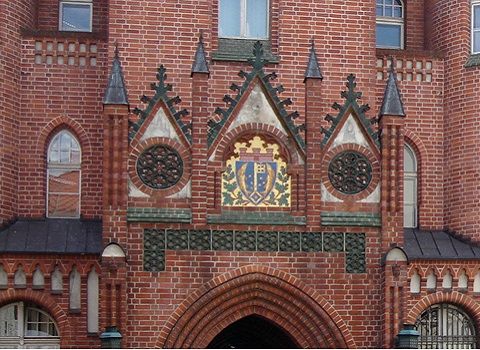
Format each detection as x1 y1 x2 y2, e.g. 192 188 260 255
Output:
322 74 379 150
130 65 191 146
207 41 305 153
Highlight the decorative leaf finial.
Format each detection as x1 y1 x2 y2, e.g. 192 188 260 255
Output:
248 40 268 70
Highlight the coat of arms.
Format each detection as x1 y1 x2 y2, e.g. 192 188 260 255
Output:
222 136 290 207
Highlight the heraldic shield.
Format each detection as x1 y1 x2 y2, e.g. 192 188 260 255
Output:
235 152 277 205
222 136 291 208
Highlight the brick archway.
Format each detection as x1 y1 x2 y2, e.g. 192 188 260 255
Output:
0 289 72 347
405 291 480 326
157 265 355 348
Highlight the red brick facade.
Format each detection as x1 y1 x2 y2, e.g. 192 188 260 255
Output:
1 0 480 348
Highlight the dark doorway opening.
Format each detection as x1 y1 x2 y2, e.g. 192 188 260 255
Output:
207 315 299 349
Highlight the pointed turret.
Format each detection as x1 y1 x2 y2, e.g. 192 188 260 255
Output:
304 39 323 82
379 65 405 117
191 32 209 76
103 44 129 105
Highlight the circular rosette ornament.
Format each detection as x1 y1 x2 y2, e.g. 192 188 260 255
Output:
328 151 372 194
136 144 183 189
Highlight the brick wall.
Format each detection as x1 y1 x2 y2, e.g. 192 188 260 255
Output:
428 0 480 241
0 0 37 226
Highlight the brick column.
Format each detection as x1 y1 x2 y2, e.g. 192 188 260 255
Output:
378 68 407 348
304 41 323 230
190 34 210 227
379 115 405 250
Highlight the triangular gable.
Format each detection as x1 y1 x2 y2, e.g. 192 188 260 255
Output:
139 105 183 144
207 41 305 155
130 65 191 146
331 114 371 150
322 74 379 151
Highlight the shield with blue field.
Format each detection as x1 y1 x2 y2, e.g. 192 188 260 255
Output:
235 149 277 205
221 136 291 208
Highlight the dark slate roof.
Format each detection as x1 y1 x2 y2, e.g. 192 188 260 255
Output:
0 219 102 254
379 68 405 117
191 33 209 76
404 228 480 260
304 40 323 81
103 45 129 105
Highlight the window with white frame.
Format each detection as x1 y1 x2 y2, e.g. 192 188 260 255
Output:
376 0 404 49
0 302 60 349
219 0 269 39
472 2 480 54
47 130 81 218
59 0 93 32
404 144 418 228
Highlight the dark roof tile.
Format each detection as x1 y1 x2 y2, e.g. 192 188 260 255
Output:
0 218 102 254
404 228 480 260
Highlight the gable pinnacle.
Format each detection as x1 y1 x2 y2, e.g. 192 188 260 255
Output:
379 61 405 117
191 31 209 76
103 43 129 105
304 39 323 82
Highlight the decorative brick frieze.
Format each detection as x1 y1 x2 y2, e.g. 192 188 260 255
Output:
143 229 366 273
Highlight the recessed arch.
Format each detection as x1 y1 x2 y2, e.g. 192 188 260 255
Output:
0 289 71 347
406 291 480 327
157 265 355 349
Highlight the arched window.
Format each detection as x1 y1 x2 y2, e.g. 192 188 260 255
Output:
376 0 404 49
47 130 81 218
404 144 418 228
0 302 60 348
416 304 478 348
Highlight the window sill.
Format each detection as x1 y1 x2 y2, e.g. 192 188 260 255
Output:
465 54 480 68
212 38 279 63
21 28 107 41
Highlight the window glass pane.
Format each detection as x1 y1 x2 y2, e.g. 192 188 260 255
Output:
376 23 402 48
0 305 18 337
219 0 241 37
48 169 80 217
474 31 480 53
393 7 402 17
61 3 91 32
246 0 268 38
404 178 415 203
474 5 480 29
376 5 383 16
404 146 416 172
404 204 415 228
384 6 392 17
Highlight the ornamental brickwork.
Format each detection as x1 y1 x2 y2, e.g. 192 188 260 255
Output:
1 0 480 349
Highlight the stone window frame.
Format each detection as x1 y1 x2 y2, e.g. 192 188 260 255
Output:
376 0 405 50
46 129 82 219
58 0 93 33
404 143 418 228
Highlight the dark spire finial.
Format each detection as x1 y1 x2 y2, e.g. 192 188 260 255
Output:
103 43 129 105
191 30 209 76
379 61 405 117
304 38 323 82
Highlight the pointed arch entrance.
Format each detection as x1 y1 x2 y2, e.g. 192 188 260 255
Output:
157 265 355 348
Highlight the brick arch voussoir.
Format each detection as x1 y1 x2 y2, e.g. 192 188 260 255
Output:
406 291 480 328
37 115 92 156
182 283 331 348
404 129 427 167
157 265 354 349
213 123 299 165
0 289 72 344
192 302 316 349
